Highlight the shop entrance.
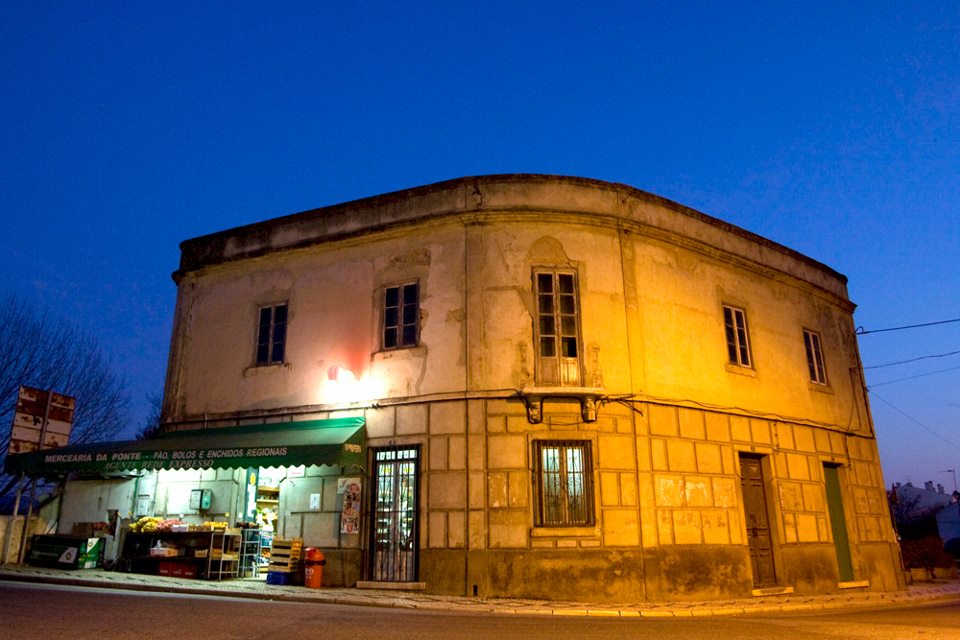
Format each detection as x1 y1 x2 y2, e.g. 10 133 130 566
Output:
369 446 420 582
739 454 777 587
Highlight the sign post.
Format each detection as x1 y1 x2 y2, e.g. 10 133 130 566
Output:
3 386 75 564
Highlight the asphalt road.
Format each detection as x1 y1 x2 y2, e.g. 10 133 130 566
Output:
2 582 959 640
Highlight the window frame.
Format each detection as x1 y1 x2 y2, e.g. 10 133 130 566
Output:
533 440 595 527
255 302 288 366
533 269 583 386
382 281 420 351
803 328 828 385
722 304 753 368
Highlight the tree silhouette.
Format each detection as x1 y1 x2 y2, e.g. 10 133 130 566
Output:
0 294 130 508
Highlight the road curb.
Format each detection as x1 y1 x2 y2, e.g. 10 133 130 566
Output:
3 567 960 618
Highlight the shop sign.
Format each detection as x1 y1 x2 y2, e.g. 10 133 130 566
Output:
40 445 295 473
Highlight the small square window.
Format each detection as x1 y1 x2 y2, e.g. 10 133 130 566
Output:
255 303 287 365
723 305 752 368
803 329 828 385
383 282 419 350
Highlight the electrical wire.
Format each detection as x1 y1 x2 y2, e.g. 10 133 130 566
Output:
856 317 960 335
864 349 960 370
868 389 960 451
867 364 960 388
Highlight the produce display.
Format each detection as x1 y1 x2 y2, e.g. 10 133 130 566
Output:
128 516 230 533
129 517 184 533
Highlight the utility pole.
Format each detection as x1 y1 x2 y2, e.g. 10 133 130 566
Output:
942 469 957 492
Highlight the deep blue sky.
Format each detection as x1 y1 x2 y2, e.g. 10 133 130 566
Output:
1 2 957 486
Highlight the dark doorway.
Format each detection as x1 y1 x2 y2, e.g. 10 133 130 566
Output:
824 463 854 581
739 454 777 587
369 446 420 582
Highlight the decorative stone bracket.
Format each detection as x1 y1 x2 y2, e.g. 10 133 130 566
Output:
515 387 604 424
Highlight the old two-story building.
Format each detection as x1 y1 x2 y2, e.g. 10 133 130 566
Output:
6 175 903 601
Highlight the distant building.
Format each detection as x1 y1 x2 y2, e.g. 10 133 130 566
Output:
892 481 951 521
8 175 903 601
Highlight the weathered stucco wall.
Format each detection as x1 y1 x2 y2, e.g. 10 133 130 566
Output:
157 175 900 601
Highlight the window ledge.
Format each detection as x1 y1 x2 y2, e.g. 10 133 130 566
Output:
809 382 834 395
373 345 427 360
724 363 757 378
530 525 600 538
243 363 292 377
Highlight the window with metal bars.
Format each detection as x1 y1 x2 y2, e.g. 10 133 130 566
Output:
803 329 828 385
534 440 594 526
723 304 752 368
383 282 419 350
534 270 582 386
255 303 287 365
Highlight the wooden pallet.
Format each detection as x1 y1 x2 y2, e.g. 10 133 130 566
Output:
267 537 303 572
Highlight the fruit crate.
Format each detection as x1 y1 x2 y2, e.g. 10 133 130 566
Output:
267 537 303 573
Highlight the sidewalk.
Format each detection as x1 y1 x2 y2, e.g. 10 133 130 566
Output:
2 562 959 617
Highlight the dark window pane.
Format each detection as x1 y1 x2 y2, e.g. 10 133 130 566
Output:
538 295 554 314
256 343 269 365
403 283 419 301
560 295 575 314
561 316 576 335
273 304 287 323
402 324 417 346
558 274 574 293
385 308 398 328
259 307 272 329
385 287 399 307
537 273 553 293
561 337 578 357
384 327 398 348
402 303 417 324
271 339 285 364
539 316 555 335
540 337 556 357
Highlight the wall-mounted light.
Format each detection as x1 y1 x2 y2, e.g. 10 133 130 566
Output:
328 365 357 384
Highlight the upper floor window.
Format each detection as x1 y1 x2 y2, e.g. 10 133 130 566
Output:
383 282 419 349
803 329 828 385
723 304 752 368
534 440 595 527
534 270 582 386
256 303 287 365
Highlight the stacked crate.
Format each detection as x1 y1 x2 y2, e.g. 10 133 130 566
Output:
265 537 303 585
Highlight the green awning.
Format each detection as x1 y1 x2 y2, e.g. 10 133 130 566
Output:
4 417 365 477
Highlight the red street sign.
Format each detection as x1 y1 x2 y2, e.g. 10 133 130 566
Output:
7 385 75 455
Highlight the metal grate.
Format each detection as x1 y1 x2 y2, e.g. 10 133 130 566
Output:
370 446 419 581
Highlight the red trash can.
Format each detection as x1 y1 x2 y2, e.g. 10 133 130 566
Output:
303 547 325 589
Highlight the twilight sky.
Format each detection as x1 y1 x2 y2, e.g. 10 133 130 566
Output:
1 2 957 486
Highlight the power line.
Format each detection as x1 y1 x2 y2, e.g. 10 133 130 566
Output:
869 390 960 451
868 364 960 388
856 317 960 335
864 349 960 370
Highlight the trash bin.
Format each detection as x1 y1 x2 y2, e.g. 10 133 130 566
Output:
303 547 325 588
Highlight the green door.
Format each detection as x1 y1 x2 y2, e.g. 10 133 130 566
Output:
824 464 854 582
